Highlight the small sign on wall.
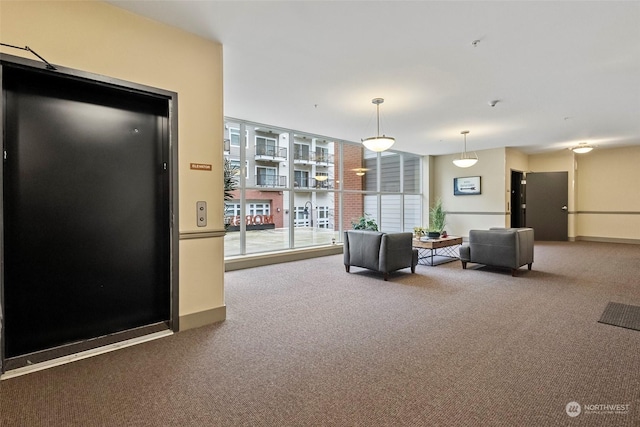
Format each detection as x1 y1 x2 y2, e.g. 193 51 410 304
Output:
190 163 212 171
454 176 481 195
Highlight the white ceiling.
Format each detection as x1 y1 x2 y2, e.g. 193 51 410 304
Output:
108 0 640 156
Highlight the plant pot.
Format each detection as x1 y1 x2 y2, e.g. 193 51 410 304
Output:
427 231 441 239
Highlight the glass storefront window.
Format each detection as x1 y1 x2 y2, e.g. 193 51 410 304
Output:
363 150 378 192
342 192 366 234
224 118 421 257
380 152 400 193
381 194 402 232
293 191 339 248
341 143 365 191
403 155 421 193
404 195 422 232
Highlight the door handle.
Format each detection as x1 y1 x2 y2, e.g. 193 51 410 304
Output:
561 205 568 211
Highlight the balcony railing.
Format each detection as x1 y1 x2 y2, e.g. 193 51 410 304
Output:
313 177 334 189
314 153 334 165
293 152 334 164
255 145 287 161
294 177 335 189
256 174 287 187
294 152 312 163
293 176 312 188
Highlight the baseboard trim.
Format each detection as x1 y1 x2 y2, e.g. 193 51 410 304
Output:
179 306 226 331
574 236 640 245
225 244 343 271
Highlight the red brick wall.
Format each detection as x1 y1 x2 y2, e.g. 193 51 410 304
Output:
336 143 365 230
227 142 365 232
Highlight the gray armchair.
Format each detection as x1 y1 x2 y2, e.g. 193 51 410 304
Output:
344 230 419 281
459 227 534 276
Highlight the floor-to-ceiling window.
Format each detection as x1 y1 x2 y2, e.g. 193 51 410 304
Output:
224 118 422 258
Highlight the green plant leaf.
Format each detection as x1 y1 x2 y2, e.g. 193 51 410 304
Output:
351 213 378 231
429 198 446 233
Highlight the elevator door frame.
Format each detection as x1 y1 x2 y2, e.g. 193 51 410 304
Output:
0 53 179 373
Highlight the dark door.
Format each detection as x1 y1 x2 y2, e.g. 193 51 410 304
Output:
525 172 568 241
3 67 171 359
511 170 525 228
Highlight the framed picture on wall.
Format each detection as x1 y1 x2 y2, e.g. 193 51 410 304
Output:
454 176 481 195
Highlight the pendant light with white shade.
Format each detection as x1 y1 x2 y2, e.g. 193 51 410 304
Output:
362 98 395 152
571 143 594 154
453 130 478 168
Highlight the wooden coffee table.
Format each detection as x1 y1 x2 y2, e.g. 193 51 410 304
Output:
413 236 463 266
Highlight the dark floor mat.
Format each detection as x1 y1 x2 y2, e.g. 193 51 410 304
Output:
598 302 640 331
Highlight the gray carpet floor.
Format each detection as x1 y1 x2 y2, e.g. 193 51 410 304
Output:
1 241 639 426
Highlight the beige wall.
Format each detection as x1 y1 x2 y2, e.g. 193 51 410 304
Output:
527 147 640 241
432 148 508 237
421 156 434 227
505 147 529 175
574 146 640 241
428 145 639 243
1 1 225 326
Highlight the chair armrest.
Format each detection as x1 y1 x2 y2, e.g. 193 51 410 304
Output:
459 244 470 262
380 232 414 272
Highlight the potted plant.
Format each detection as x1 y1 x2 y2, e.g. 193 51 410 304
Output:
428 198 446 238
223 158 239 230
413 226 427 238
352 213 379 231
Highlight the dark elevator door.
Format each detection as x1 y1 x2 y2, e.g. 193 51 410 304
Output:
3 68 170 358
